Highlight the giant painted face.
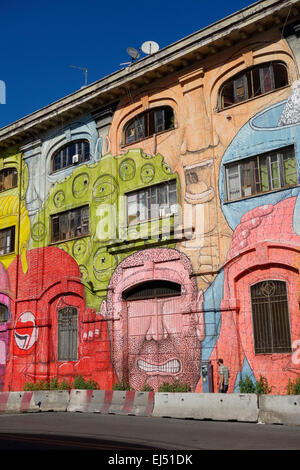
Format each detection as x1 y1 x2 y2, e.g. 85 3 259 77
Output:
101 248 204 391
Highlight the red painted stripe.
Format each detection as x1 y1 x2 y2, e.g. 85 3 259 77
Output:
83 390 94 412
122 390 135 413
145 391 154 415
0 392 9 413
101 390 113 412
20 392 33 412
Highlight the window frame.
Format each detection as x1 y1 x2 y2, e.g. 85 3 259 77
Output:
51 140 90 174
57 306 78 361
250 279 292 355
0 304 9 324
225 145 298 202
219 61 289 110
123 106 175 146
0 167 18 193
50 205 90 244
126 179 178 226
0 226 15 256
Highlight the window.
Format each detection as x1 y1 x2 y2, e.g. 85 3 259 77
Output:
251 280 292 354
0 168 18 192
225 146 297 201
57 307 78 361
124 106 174 145
123 280 181 300
219 62 288 109
0 304 8 323
51 140 90 173
0 226 15 255
51 206 89 243
127 180 177 225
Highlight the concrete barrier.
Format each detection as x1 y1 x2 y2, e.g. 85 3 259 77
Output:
67 390 154 416
0 392 40 413
152 392 259 422
32 390 69 412
258 395 300 425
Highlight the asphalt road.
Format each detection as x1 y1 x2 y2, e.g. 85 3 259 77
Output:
0 412 299 455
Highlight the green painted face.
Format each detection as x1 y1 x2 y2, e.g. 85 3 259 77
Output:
31 149 178 308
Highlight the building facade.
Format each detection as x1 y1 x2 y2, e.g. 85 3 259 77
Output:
0 0 300 394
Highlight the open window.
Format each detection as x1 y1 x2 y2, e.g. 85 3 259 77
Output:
123 106 175 145
219 62 288 109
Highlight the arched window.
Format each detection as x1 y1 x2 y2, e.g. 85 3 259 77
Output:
0 168 18 192
123 106 175 145
123 280 181 300
219 62 288 109
51 140 90 173
57 306 78 360
251 280 291 354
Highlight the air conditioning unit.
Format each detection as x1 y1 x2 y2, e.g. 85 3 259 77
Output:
72 154 80 164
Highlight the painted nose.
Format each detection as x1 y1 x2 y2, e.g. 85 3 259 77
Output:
145 313 168 341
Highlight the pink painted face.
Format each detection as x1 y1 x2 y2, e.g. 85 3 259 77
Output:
102 249 204 391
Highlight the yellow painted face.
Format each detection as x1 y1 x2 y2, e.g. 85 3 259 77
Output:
0 195 30 273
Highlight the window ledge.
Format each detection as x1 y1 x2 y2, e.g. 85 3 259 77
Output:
223 184 300 204
49 233 90 245
120 126 176 149
216 84 290 113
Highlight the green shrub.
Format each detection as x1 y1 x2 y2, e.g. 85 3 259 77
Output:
49 377 60 390
140 383 154 392
286 378 300 395
238 375 256 393
255 375 272 394
112 380 134 391
158 380 191 393
239 374 272 394
72 375 99 390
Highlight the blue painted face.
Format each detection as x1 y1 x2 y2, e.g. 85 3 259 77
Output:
219 99 300 234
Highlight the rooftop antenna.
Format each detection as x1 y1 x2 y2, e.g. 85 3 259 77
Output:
69 65 88 87
120 47 140 66
141 41 159 55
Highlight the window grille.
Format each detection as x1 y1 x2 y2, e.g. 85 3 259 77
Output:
0 226 15 255
0 168 18 192
251 280 292 354
57 307 78 361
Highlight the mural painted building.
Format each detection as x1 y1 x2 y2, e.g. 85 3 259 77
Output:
0 0 300 394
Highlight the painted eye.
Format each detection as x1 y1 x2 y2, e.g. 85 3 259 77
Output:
31 221 46 241
93 248 117 281
141 163 155 183
53 190 65 208
72 173 90 198
162 161 172 174
119 158 136 181
92 175 118 204
72 238 87 258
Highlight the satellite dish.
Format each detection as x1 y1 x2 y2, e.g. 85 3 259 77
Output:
141 41 159 55
127 47 140 60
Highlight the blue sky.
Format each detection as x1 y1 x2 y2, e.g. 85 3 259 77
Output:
0 0 256 129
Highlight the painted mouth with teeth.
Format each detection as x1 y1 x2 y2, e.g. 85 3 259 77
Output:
137 358 181 374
